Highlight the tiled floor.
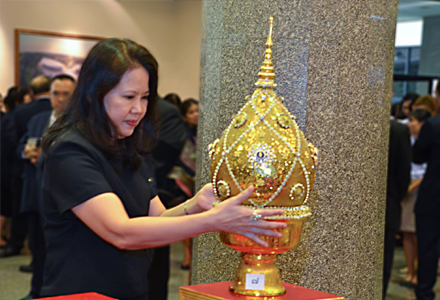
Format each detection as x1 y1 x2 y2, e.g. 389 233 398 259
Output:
0 244 439 300
386 247 440 300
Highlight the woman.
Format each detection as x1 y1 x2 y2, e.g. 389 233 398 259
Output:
400 108 431 288
40 38 285 300
179 98 198 178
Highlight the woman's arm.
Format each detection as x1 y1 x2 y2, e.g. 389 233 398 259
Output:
152 184 216 217
72 192 214 250
72 185 286 251
408 178 423 194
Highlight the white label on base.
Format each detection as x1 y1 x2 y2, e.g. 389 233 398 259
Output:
245 274 265 290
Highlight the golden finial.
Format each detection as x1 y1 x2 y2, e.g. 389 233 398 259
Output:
256 17 277 88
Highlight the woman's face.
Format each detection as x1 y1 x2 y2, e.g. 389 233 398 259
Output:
103 66 150 139
408 116 423 137
23 93 32 104
183 103 199 127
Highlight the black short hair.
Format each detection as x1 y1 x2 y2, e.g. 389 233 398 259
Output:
402 92 420 111
4 87 19 111
4 86 31 111
164 93 182 107
51 74 76 85
43 38 159 170
402 92 419 103
409 108 431 123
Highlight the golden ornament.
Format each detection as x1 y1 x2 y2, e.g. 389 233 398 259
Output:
208 17 318 296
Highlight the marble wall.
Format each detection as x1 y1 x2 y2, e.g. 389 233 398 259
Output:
193 1 398 299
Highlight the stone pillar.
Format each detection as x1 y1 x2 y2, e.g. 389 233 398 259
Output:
193 1 398 299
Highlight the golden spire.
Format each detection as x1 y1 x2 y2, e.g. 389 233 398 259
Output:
255 17 277 88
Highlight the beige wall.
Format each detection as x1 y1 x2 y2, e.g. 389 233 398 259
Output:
0 0 202 100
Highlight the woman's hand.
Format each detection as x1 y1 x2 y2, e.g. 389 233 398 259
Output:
205 186 286 247
407 178 423 195
192 183 217 211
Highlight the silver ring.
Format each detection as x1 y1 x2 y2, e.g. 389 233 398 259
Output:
252 212 263 221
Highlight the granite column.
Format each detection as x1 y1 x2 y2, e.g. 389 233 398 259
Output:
193 1 398 299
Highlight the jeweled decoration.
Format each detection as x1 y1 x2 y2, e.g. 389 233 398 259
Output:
217 180 231 198
208 17 318 297
234 112 247 128
289 183 305 201
277 113 291 129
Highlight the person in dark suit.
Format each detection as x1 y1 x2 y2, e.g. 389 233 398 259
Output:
1 76 52 258
383 120 411 299
413 100 440 300
14 75 52 143
147 96 187 300
17 74 76 299
0 87 31 248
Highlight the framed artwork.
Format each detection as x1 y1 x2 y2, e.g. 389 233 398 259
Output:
15 29 104 86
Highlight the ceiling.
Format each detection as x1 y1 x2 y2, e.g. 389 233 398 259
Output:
398 0 440 22
111 0 440 22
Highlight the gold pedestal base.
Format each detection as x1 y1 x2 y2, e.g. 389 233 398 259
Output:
220 219 308 297
229 253 285 296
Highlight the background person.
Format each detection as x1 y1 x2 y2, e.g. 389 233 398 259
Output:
399 109 431 289
178 98 199 270
1 76 52 258
163 92 182 108
413 81 440 300
383 119 412 299
1 87 30 249
147 95 186 300
0 86 38 256
396 92 420 123
39 38 285 300
17 74 76 299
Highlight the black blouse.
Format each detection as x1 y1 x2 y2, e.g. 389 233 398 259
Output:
41 130 156 300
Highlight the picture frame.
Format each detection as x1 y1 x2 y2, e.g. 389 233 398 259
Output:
15 29 104 87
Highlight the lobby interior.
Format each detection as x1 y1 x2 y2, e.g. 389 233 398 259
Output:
1 0 440 300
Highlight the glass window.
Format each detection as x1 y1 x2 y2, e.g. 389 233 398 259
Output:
393 46 420 102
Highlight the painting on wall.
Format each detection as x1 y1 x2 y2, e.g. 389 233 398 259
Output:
15 29 104 87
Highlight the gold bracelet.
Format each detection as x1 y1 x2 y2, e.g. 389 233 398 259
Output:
184 200 189 215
